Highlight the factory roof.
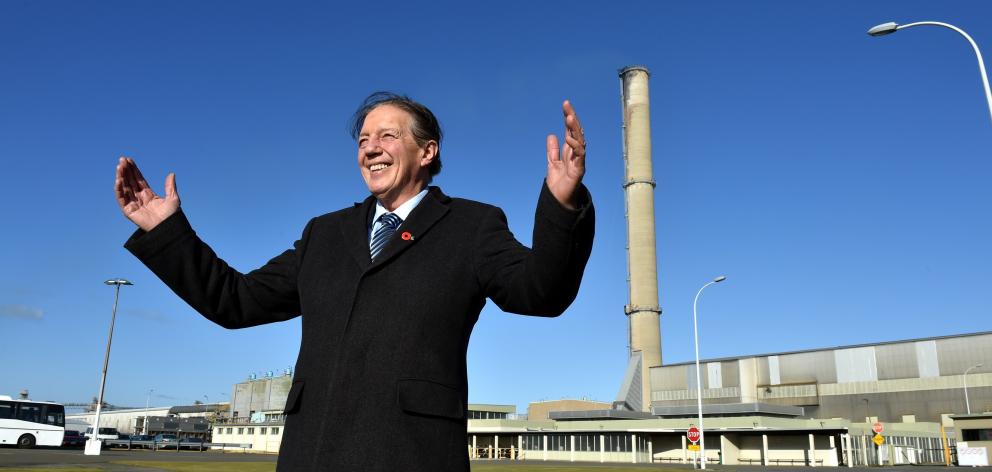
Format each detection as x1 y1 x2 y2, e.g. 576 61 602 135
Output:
661 330 992 367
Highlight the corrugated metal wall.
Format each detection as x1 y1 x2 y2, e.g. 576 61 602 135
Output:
876 342 918 380
936 334 992 375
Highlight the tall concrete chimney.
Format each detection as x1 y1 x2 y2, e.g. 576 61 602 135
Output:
615 66 661 413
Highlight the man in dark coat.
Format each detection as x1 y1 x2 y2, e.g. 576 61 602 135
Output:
114 92 594 471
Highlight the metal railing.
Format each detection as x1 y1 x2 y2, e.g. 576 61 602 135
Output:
102 439 253 453
470 446 521 459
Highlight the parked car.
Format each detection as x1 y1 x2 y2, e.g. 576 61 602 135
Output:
180 437 206 450
84 427 120 441
153 433 178 449
61 430 85 448
128 434 154 448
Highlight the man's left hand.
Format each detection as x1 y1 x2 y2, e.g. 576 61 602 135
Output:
546 100 586 210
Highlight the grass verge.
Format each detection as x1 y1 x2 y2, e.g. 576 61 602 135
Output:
0 469 103 472
112 462 276 472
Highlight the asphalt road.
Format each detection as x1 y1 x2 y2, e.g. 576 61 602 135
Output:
0 449 971 471
473 459 966 470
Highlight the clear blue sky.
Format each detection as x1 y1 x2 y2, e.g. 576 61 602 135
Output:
2 1 990 413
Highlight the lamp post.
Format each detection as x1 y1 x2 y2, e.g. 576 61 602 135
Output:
143 388 154 435
868 21 992 125
692 275 726 470
862 397 876 465
84 278 132 456
964 363 984 414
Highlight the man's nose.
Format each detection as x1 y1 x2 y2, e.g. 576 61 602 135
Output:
362 139 382 155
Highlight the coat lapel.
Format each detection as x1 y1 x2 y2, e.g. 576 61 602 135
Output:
343 196 376 271
369 187 450 270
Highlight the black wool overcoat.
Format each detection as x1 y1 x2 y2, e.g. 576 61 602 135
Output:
125 183 595 471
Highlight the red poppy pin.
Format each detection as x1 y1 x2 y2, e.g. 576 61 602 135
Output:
401 232 413 241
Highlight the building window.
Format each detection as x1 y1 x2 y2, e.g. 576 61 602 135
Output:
962 429 992 441
575 434 600 451
468 410 509 419
522 435 543 450
247 428 254 435
226 428 233 434
271 427 280 435
216 428 222 435
604 433 631 452
260 428 267 435
237 428 244 435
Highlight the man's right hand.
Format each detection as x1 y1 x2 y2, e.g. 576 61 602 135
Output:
115 157 180 232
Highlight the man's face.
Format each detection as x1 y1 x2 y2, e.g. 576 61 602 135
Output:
357 105 435 209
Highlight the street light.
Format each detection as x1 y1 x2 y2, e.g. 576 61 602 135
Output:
861 397 879 462
143 388 154 435
692 275 726 470
84 278 132 456
868 21 992 125
964 363 984 414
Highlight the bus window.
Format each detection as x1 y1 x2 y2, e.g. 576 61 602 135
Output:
43 405 64 427
16 404 42 423
0 401 13 420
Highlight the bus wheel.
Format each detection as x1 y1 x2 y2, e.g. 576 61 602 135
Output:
17 434 36 449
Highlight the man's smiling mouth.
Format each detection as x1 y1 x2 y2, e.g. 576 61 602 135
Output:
369 163 391 172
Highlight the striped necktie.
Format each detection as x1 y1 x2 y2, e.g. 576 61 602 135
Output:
370 212 402 261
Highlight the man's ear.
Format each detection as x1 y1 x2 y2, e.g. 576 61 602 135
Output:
420 140 438 168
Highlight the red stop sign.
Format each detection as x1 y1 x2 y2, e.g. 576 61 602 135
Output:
687 427 701 443
872 422 883 434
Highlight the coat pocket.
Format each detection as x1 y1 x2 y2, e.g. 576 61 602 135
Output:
283 380 305 415
396 378 464 420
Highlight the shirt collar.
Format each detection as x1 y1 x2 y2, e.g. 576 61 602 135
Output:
372 187 429 224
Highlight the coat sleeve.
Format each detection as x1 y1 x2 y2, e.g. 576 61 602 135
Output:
124 209 313 329
474 181 595 316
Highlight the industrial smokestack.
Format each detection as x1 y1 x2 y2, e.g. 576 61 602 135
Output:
616 65 661 413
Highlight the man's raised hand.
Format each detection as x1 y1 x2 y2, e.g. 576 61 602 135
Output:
546 100 586 210
114 157 180 232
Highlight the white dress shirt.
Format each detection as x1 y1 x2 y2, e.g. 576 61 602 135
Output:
369 187 429 248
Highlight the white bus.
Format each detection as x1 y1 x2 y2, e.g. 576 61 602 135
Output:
0 395 65 448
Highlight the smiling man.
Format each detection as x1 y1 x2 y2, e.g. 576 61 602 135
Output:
115 92 594 471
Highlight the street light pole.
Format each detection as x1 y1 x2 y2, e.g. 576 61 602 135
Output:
84 278 132 456
964 363 984 414
861 397 877 465
144 389 153 435
868 21 992 125
693 275 726 470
